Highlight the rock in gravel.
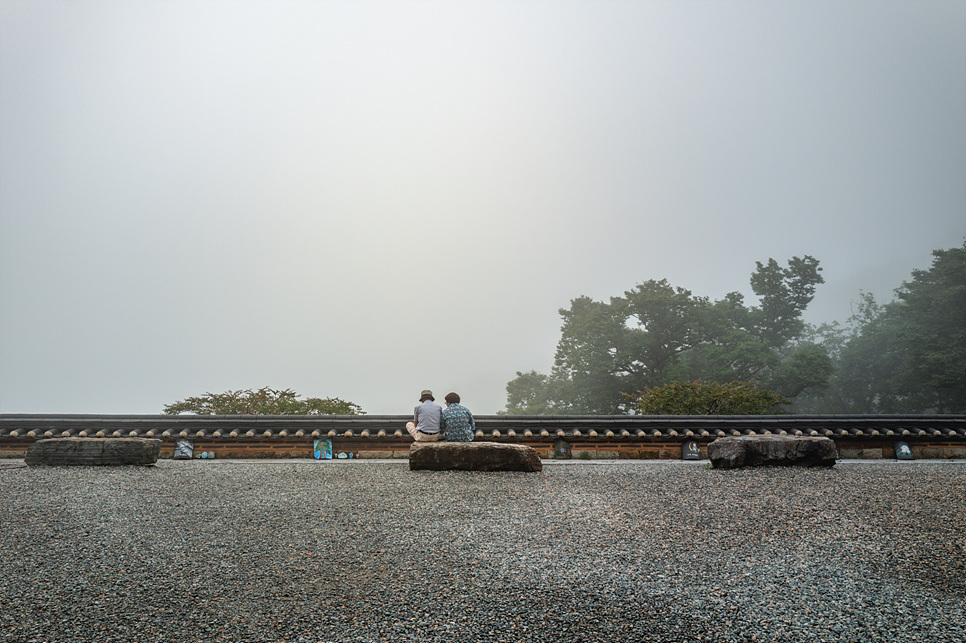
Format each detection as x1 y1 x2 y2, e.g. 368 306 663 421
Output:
708 435 837 469
410 441 543 472
25 437 161 466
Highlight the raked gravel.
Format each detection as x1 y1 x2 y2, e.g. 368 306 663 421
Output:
1 460 964 643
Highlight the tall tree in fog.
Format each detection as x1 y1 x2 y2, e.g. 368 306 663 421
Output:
808 242 966 414
675 256 832 399
505 257 831 414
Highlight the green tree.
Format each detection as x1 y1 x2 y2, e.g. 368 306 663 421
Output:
890 242 966 412
549 295 632 413
767 343 834 399
505 256 829 414
503 370 557 415
546 282 714 413
821 242 966 413
163 387 365 415
749 255 824 347
629 380 789 415
792 293 889 413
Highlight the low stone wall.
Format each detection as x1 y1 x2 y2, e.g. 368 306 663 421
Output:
3 438 966 460
3 415 965 460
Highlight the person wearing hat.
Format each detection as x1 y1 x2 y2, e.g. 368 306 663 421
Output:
406 389 443 442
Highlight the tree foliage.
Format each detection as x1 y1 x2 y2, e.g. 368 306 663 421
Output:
505 256 829 414
629 380 789 415
162 387 365 415
504 371 559 415
749 256 824 347
889 242 966 412
798 242 966 414
507 243 965 416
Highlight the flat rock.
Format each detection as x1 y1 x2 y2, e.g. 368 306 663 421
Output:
25 438 161 466
410 441 543 472
708 436 837 469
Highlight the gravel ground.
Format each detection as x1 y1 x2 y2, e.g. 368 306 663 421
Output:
1 460 964 643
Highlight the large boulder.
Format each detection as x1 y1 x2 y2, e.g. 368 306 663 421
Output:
410 441 543 472
708 436 837 470
25 438 161 466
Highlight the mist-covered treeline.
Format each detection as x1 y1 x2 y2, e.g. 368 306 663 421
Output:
505 242 966 415
795 242 966 414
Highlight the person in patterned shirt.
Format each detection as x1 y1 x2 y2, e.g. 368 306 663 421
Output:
440 392 475 442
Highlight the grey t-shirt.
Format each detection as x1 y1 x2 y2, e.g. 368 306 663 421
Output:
413 400 442 434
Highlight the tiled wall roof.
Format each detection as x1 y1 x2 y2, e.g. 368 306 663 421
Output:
2 414 964 441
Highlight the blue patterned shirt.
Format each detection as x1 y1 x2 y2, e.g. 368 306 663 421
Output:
441 403 475 442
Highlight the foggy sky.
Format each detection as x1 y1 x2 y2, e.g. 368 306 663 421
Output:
2 0 964 415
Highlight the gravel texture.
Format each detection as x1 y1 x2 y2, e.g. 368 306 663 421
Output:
1 460 964 643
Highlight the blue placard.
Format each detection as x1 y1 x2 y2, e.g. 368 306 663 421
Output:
313 439 333 460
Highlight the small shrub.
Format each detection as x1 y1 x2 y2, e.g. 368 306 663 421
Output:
163 387 365 415
627 380 789 415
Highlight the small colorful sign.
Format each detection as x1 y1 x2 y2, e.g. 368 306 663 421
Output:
553 438 572 459
173 440 193 460
894 441 914 460
314 439 333 460
682 440 701 460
